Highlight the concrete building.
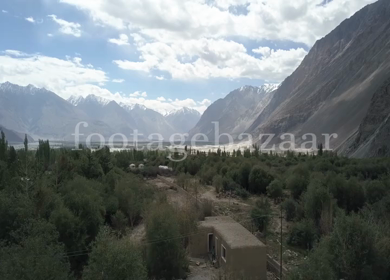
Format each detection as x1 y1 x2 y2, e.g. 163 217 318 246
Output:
190 216 266 280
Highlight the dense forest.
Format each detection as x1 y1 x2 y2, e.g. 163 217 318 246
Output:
1 130 390 280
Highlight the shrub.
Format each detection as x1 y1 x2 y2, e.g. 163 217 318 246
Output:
287 219 317 250
146 203 188 280
287 174 308 199
251 198 272 233
235 187 250 200
283 198 297 222
83 227 147 280
267 179 284 200
222 178 240 192
239 162 251 190
248 166 274 194
365 180 387 205
212 175 223 193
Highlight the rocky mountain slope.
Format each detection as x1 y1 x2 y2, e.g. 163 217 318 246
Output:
0 82 200 141
165 107 201 133
189 85 277 142
247 0 390 154
0 126 33 143
0 82 113 140
342 76 390 157
121 104 177 139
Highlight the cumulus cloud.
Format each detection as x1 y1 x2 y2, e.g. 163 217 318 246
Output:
48 14 81 37
108 34 130 46
56 0 375 83
0 50 208 113
59 0 375 45
129 91 148 97
112 78 125 83
0 50 107 98
114 38 307 81
25 17 35 23
3 50 29 57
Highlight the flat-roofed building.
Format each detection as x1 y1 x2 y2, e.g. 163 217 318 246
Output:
190 216 266 280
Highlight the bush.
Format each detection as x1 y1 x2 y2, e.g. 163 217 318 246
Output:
251 198 272 233
287 219 317 250
267 179 284 200
239 162 251 190
222 178 241 192
248 166 274 194
83 227 147 280
235 187 250 200
365 180 387 205
287 174 308 199
146 203 188 280
212 175 223 193
283 198 297 222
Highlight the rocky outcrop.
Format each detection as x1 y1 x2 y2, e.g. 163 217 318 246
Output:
247 0 390 152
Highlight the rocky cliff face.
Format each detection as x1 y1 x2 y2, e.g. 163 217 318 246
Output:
247 0 390 152
342 77 390 157
189 85 277 143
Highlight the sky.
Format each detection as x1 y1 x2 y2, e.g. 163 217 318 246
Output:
0 0 376 114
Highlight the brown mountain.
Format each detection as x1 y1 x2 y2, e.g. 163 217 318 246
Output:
247 0 390 156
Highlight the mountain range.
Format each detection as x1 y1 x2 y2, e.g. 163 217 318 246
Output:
189 84 278 142
1 0 390 157
0 82 201 141
189 0 390 157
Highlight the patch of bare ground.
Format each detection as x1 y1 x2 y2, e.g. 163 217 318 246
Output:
141 175 302 278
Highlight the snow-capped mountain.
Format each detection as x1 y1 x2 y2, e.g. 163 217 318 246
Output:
189 84 277 142
67 94 111 107
165 107 201 133
0 82 114 140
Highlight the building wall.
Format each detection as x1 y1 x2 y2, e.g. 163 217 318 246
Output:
226 246 267 280
189 226 213 257
190 224 267 280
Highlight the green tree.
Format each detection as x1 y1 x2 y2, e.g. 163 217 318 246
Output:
115 176 153 227
239 162 251 190
365 180 387 205
146 202 187 280
83 227 147 280
212 174 223 193
287 219 317 250
248 165 274 194
267 179 284 200
0 219 73 280
251 197 272 234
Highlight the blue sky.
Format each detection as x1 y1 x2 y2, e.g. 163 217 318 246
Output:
0 0 375 113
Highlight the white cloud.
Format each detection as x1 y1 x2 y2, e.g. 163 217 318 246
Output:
47 33 53 37
3 50 29 57
198 99 211 106
1 10 8 13
25 17 35 23
48 14 81 37
0 50 107 99
108 34 130 46
155 76 165 80
54 0 376 83
0 50 208 114
114 38 308 82
59 0 375 46
112 78 125 83
129 91 148 97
